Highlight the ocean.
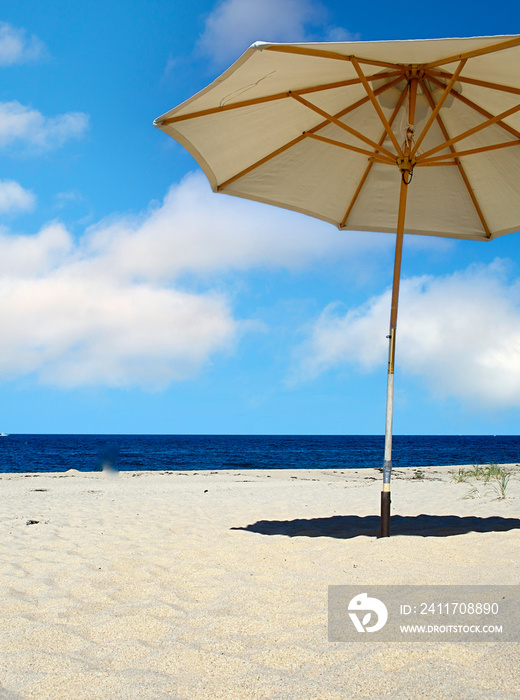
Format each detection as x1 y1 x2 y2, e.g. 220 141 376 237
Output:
0 434 519 473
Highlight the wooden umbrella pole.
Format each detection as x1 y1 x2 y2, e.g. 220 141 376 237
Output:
380 75 416 538
380 176 409 537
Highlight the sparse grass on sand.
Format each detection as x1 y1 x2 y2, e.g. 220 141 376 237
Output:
450 463 519 499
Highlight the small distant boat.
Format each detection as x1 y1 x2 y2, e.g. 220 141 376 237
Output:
0 433 7 437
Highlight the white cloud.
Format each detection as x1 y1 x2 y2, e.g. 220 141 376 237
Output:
0 222 237 389
196 0 357 66
0 274 237 389
0 22 47 65
297 261 520 408
0 223 72 277
0 173 386 389
0 180 35 214
80 172 389 281
0 101 89 152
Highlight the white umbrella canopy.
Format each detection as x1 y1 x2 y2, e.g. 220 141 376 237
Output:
155 34 520 536
155 34 520 240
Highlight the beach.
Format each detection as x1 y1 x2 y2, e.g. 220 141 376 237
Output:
0 466 519 699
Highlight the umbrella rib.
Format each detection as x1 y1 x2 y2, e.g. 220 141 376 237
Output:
291 94 397 159
217 76 405 190
427 69 520 97
263 44 400 69
297 70 402 93
305 133 395 162
410 60 467 157
158 73 403 125
350 56 403 156
424 35 520 69
416 161 458 166
266 37 520 73
421 82 491 237
160 92 292 124
426 74 520 141
340 81 409 228
421 140 520 163
419 102 520 160
217 134 307 190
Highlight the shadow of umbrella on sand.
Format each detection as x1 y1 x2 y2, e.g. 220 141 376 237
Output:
231 514 520 539
155 34 520 536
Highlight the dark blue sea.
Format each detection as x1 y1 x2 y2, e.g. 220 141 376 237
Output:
0 434 519 474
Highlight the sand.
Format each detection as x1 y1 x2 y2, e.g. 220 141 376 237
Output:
0 465 519 699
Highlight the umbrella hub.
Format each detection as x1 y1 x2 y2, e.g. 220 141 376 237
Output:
404 67 426 82
396 155 416 185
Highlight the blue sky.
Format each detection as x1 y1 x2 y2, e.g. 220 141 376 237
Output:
1 0 520 435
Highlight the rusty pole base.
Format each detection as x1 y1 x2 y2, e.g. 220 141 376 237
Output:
380 491 391 537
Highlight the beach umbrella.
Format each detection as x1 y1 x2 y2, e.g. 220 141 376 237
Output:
154 34 520 536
